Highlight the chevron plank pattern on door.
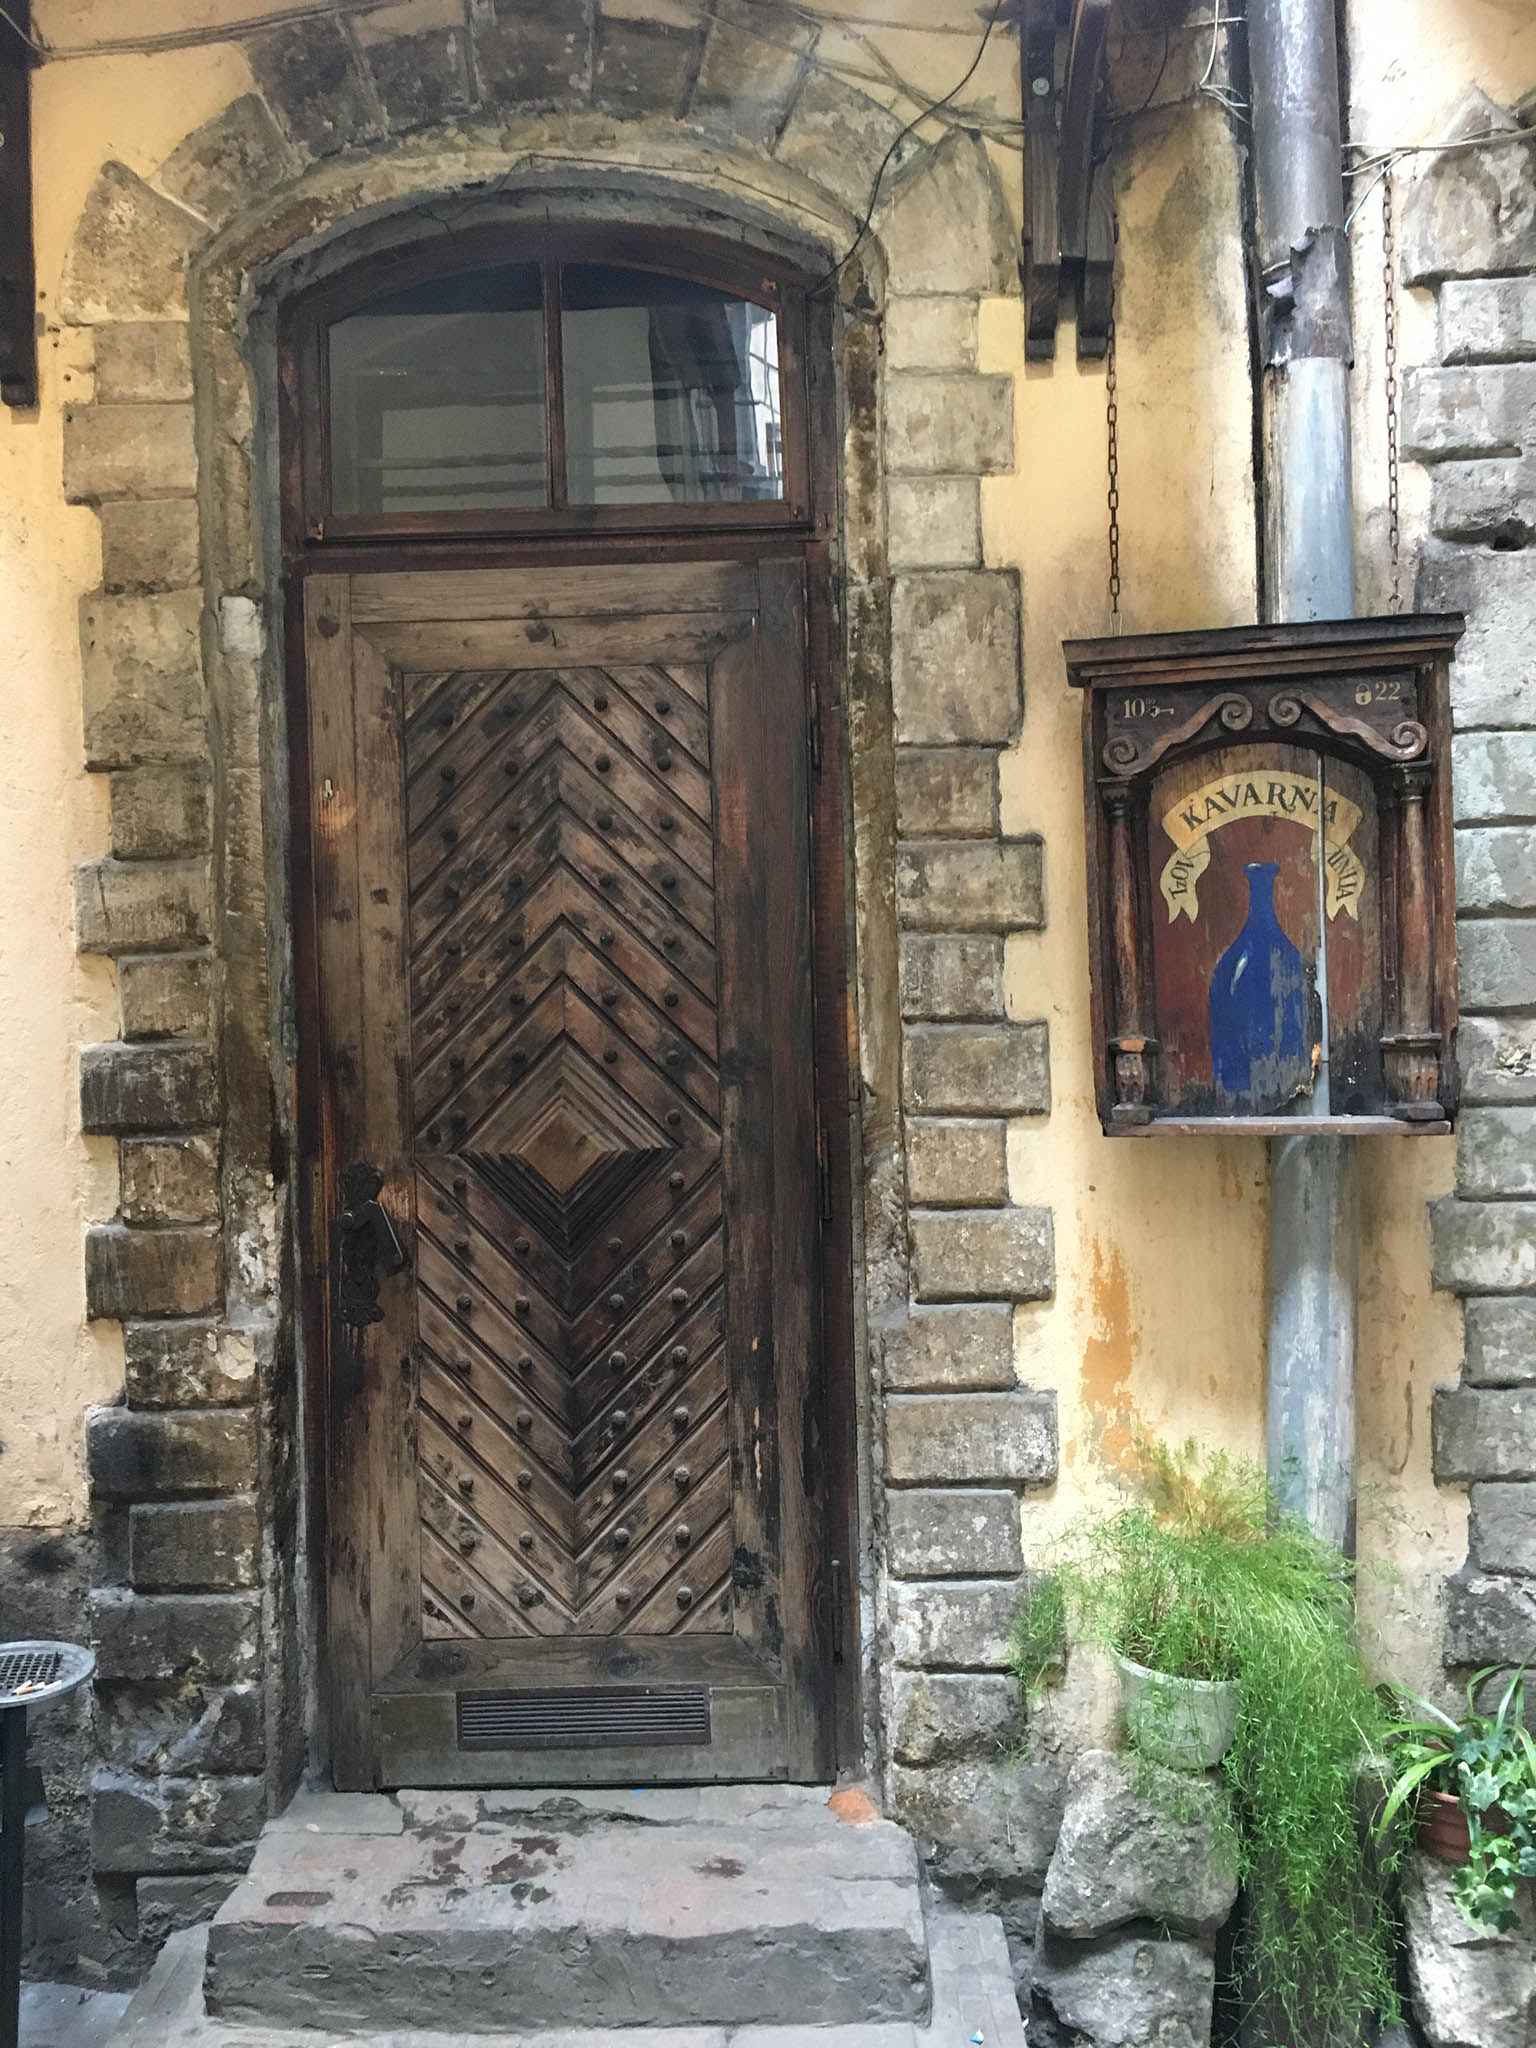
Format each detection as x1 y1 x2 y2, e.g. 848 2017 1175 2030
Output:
401 660 730 1641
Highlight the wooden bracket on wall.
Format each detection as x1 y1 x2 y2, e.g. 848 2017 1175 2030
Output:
0 0 36 411
1021 0 1114 362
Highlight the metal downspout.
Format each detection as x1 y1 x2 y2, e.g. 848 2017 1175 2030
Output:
1247 0 1358 1551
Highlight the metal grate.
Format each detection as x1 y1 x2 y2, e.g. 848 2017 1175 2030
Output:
456 1683 711 1752
0 1650 61 1695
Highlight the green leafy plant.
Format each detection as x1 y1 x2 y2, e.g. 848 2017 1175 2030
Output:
1010 1438 1398 2046
1377 1662 1536 1932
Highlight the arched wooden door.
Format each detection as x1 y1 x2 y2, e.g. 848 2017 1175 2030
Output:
283 231 852 1790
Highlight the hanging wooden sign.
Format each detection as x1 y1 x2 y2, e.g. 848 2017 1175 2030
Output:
1065 615 1464 1136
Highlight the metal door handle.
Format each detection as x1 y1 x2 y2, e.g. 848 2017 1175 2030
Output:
335 1162 407 1327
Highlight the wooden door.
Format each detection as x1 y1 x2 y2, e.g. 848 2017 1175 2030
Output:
301 559 832 1787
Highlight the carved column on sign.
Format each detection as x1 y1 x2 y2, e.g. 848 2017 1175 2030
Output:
1383 763 1443 1118
1102 781 1155 1125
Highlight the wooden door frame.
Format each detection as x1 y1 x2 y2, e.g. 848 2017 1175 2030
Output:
280 273 861 1781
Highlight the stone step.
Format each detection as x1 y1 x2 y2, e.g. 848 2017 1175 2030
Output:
111 1899 1024 2047
192 1786 944 2036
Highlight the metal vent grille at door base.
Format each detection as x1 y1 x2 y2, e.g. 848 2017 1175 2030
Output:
456 1683 712 1750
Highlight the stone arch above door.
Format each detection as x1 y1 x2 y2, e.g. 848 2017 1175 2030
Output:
60 0 1055 1934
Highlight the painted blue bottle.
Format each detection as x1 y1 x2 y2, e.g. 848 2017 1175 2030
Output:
1208 861 1310 1108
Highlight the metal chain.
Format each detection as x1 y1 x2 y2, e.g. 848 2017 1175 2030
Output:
1382 166 1403 613
1106 307 1122 633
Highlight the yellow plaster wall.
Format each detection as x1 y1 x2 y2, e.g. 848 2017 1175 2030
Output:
0 2 1528 1707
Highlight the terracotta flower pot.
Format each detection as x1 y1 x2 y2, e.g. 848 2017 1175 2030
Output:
1413 1789 1512 1864
1414 1789 1470 1864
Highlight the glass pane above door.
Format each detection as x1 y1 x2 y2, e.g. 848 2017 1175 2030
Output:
328 262 546 514
561 265 783 506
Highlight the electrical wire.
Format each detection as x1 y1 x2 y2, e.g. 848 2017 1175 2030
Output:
808 0 1009 297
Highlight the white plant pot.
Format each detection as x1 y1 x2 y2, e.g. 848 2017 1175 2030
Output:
1114 1652 1241 1771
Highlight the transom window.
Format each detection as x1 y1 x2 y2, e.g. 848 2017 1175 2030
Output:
288 229 812 541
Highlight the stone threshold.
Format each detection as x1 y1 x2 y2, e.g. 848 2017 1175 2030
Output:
113 1910 1022 2047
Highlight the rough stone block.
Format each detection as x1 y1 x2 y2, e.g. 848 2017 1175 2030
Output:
1468 1482 1536 1575
100 499 201 594
156 96 297 231
472 0 595 108
60 163 202 325
891 1672 1019 1765
119 953 215 1042
75 858 210 954
888 477 982 569
64 397 196 501
1465 1297 1536 1386
93 324 194 404
911 1209 1054 1303
891 572 1021 746
900 934 1005 1021
85 1225 223 1321
886 1389 1058 1484
907 1118 1008 1207
888 374 1014 478
688 0 806 141
364 27 472 129
119 1136 220 1226
1402 115 1536 285
1402 1850 1535 2048
124 1321 258 1409
886 1488 1022 1579
89 1586 259 1684
897 841 1043 931
1401 363 1536 459
890 1756 1065 1890
1455 731 1536 822
774 73 905 214
90 1768 264 1875
80 1041 218 1133
109 767 211 862
894 748 997 838
1429 454 1536 543
889 1578 1023 1671
881 1304 1015 1392
885 296 978 372
1417 544 1536 729
130 1497 259 1593
592 14 695 113
1459 1016 1536 1106
136 1873 242 1946
1042 1749 1238 1941
904 1024 1049 1117
1440 275 1536 362
1458 827 1536 911
1443 1565 1536 1666
246 20 382 158
98 1682 261 1780
1033 1919 1216 2048
87 1404 255 1500
80 589 205 769
1431 1197 1536 1294
1458 920 1536 1012
1456 1108 1536 1196
1433 1385 1536 1480
874 131 1014 298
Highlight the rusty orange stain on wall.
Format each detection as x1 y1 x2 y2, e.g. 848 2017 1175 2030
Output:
1076 1237 1148 1482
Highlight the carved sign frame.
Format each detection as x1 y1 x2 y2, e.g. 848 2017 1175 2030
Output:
1065 615 1464 1137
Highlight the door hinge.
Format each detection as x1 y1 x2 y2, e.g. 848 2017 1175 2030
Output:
829 1558 846 1660
807 674 821 774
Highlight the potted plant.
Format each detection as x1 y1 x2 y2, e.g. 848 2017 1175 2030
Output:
1376 1662 1536 1932
1010 1437 1400 2045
